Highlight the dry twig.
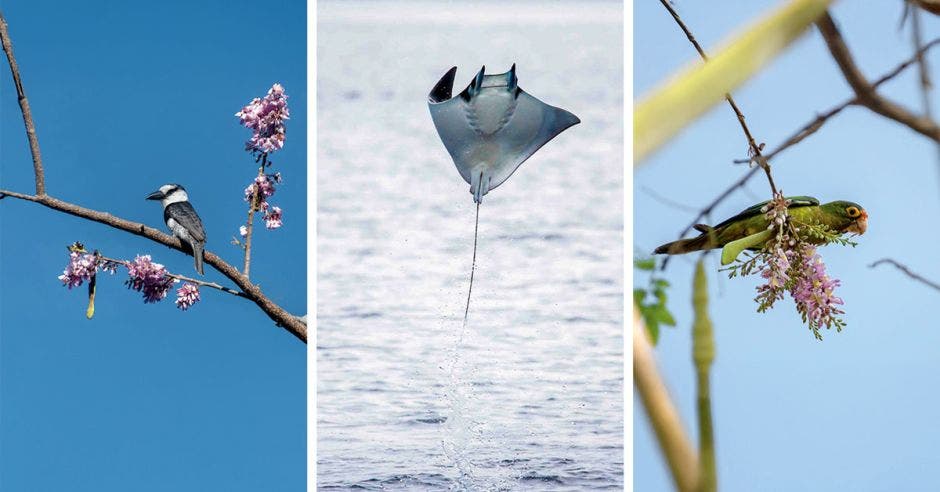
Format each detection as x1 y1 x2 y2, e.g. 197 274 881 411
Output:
870 258 940 292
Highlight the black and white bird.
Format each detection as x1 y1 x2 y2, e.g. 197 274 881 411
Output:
146 184 207 275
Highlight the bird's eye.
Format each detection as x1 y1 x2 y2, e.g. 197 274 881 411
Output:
846 206 860 218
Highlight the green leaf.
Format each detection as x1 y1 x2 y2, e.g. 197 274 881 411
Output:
635 0 835 162
635 258 657 271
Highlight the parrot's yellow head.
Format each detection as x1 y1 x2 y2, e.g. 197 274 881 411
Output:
822 200 868 235
842 202 868 235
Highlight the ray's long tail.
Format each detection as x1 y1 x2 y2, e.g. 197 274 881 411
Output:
462 202 480 330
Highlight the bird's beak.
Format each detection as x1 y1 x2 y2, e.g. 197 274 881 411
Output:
145 190 164 200
849 210 868 235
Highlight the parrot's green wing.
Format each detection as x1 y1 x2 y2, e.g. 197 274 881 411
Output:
720 229 773 265
712 196 819 230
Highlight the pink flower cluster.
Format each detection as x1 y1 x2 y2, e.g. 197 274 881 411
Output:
791 244 845 331
244 174 278 203
58 251 99 289
235 83 289 154
263 206 283 229
125 255 175 303
175 282 201 310
243 173 284 230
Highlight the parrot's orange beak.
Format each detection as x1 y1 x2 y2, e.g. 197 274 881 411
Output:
849 210 868 235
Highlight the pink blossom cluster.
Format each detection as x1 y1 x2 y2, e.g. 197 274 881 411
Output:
791 244 845 331
242 173 284 231
125 255 175 303
235 83 289 154
175 282 201 310
263 206 283 229
244 174 278 203
58 251 99 289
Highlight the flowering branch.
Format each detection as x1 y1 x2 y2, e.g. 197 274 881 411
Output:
0 189 306 341
235 84 289 279
94 253 249 299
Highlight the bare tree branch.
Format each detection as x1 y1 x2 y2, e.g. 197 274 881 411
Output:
1 190 307 342
817 11 940 142
870 258 940 292
0 10 45 196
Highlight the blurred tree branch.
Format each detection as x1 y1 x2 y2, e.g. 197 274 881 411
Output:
0 10 306 343
634 309 699 492
817 11 940 142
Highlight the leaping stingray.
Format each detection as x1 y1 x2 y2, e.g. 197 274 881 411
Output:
428 65 579 327
429 64 580 203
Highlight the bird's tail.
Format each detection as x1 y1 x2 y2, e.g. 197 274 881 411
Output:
653 233 717 255
193 242 205 275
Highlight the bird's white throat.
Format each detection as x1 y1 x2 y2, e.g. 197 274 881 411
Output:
161 189 189 207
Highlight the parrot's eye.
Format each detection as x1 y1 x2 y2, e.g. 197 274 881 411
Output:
846 206 860 218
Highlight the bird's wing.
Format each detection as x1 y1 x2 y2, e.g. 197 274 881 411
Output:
165 202 206 242
712 196 819 230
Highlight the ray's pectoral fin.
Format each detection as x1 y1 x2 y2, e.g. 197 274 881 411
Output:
720 229 772 266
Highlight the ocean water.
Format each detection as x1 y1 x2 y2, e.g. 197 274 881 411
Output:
317 1 624 489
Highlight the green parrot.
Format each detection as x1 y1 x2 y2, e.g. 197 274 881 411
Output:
654 196 868 265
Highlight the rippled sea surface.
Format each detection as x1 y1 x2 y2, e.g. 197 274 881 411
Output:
318 1 623 489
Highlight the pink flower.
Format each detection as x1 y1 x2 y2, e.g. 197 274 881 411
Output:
244 174 277 206
58 251 98 289
175 282 200 310
264 206 283 229
239 225 248 237
790 244 845 332
235 83 290 154
125 255 174 303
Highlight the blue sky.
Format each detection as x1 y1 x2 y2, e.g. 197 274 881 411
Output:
0 1 306 491
635 2 940 491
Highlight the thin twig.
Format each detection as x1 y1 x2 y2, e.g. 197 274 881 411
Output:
641 186 699 213
0 10 44 196
98 255 249 298
0 189 306 342
817 11 940 142
658 0 778 195
634 309 699 492
870 258 940 292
